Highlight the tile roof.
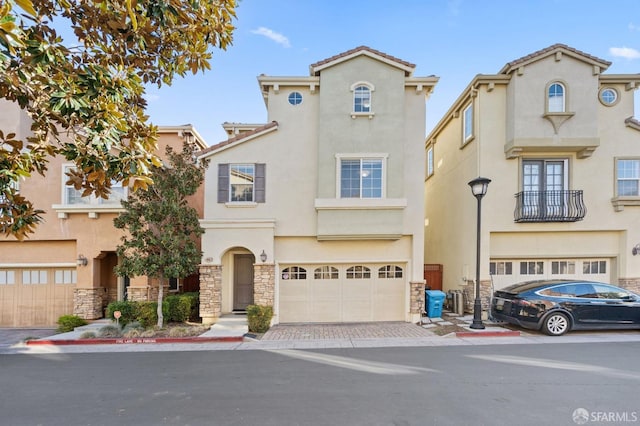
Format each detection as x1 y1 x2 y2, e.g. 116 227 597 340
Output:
197 121 278 157
501 43 611 73
309 46 415 72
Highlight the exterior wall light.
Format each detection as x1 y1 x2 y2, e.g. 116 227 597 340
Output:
260 250 267 263
77 254 88 267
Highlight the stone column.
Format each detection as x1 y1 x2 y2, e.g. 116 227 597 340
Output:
619 278 640 294
73 288 104 319
409 280 426 323
462 279 492 314
254 263 275 307
199 265 222 325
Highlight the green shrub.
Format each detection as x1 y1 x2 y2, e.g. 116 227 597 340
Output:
165 294 191 323
246 305 273 333
183 292 200 322
106 301 136 326
122 321 143 333
56 315 88 333
135 302 158 328
98 325 122 338
79 331 96 339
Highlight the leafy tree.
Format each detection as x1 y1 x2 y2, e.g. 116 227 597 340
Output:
114 142 208 328
0 0 236 240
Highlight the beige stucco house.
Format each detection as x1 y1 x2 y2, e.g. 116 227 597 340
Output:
424 44 640 311
198 46 438 325
0 98 207 326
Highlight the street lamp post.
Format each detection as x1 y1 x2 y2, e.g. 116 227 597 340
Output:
468 176 491 330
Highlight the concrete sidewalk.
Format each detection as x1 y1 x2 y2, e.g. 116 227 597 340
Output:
3 312 640 354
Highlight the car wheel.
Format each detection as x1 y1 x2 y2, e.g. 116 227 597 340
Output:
542 312 570 336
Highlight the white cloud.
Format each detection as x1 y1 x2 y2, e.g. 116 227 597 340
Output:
609 46 640 60
251 27 291 48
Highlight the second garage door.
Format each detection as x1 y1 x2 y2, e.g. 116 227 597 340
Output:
279 264 405 323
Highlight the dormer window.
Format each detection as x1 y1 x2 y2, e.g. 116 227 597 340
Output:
350 82 375 118
547 82 566 112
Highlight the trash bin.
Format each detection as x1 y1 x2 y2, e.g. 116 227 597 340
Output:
425 290 446 318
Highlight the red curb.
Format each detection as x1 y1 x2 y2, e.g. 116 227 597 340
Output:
25 336 245 346
455 330 521 338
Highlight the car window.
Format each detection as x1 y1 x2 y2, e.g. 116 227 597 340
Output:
539 285 577 297
591 284 630 300
574 283 598 298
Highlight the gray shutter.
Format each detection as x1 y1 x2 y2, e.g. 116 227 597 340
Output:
255 163 266 203
218 164 229 203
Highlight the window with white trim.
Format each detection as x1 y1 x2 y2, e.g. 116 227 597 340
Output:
427 146 434 177
63 165 126 205
340 158 383 198
378 265 403 279
616 159 640 196
55 269 77 284
23 270 47 284
0 270 16 285
463 103 473 143
169 277 179 291
547 82 566 113
346 265 371 279
353 85 372 113
314 266 339 279
217 163 266 203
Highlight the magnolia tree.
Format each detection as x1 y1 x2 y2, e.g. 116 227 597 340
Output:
0 0 236 240
114 143 208 328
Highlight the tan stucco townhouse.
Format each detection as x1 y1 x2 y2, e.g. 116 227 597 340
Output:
0 99 207 326
198 46 438 325
424 44 640 311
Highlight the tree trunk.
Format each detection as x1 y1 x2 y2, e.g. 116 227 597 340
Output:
157 275 165 328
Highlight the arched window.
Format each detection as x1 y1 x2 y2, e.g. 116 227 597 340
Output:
281 266 307 280
351 82 373 113
378 265 403 279
314 266 339 279
346 265 371 279
548 82 565 113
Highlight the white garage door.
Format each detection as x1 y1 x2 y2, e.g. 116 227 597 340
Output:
278 264 405 323
489 258 611 291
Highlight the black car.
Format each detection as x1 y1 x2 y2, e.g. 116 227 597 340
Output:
491 279 640 336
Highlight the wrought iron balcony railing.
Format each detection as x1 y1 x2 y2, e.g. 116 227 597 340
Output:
514 190 586 222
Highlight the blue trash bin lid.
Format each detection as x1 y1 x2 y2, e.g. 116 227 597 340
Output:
425 290 446 298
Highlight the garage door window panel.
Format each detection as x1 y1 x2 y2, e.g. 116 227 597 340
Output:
378 265 403 278
0 270 16 285
314 266 339 279
552 261 575 275
282 267 307 280
54 270 77 284
490 262 512 275
583 261 606 274
347 266 371 279
23 270 47 284
520 261 544 275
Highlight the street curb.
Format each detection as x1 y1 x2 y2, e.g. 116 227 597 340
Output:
25 336 245 346
455 330 521 338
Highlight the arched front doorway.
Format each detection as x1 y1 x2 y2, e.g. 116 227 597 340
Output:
233 253 255 311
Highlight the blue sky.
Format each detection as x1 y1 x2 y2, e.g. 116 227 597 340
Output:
145 0 640 145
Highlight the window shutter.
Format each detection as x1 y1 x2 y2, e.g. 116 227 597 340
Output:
218 164 229 203
255 163 266 203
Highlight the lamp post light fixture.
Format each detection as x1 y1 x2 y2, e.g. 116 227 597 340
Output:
468 176 491 330
260 250 267 263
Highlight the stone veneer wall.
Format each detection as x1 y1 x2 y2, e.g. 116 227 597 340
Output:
619 278 640 294
462 280 492 313
74 288 104 319
199 265 222 325
127 287 150 302
410 281 426 315
254 263 275 306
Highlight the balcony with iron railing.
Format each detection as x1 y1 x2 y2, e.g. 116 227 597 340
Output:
514 190 586 222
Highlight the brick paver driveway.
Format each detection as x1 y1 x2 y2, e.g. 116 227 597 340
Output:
262 322 436 340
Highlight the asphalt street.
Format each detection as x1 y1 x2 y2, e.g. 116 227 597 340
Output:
2 341 639 426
